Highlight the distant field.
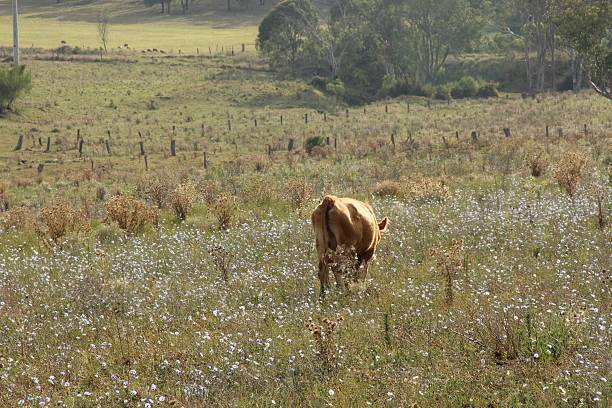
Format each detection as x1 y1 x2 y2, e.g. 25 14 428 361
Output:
0 0 263 50
0 15 258 50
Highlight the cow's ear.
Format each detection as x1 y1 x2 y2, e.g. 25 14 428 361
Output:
378 217 389 232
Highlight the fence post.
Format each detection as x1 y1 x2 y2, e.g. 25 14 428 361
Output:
144 155 149 171
13 134 23 151
37 163 44 175
105 139 112 155
203 151 208 169
471 131 479 142
78 139 84 157
503 128 511 138
288 138 294 151
45 137 51 152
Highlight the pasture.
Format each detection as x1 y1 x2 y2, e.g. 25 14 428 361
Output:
0 43 611 407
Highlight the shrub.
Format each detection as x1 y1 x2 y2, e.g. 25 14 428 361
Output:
38 201 90 243
430 239 464 305
375 177 449 202
451 76 481 99
379 77 429 98
526 149 549 177
553 151 589 197
325 79 346 96
211 193 239 231
0 65 32 111
0 206 33 231
310 75 328 91
304 136 326 154
136 173 173 209
433 84 452 100
476 83 499 98
104 194 158 234
306 315 344 372
0 184 9 211
283 178 314 210
169 182 197 221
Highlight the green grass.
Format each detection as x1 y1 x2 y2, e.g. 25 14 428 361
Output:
0 0 261 50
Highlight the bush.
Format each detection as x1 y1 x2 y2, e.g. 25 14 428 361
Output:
379 77 429 98
104 194 158 234
211 193 239 231
553 151 589 197
169 182 197 221
310 75 328 91
451 76 481 99
38 201 90 243
433 84 452 100
0 65 32 111
325 79 346 96
476 83 499 98
304 136 326 154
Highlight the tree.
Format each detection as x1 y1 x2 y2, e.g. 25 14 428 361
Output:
0 65 32 112
97 11 110 55
551 0 611 99
257 0 319 72
403 0 481 83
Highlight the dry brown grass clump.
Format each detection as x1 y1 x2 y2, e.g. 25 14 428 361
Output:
375 177 449 202
430 239 464 305
208 244 234 282
211 193 239 230
306 315 344 372
283 178 314 210
553 150 588 197
0 206 33 231
169 182 197 221
38 201 90 243
0 183 9 211
526 148 549 177
588 175 609 230
137 173 173 209
104 194 158 234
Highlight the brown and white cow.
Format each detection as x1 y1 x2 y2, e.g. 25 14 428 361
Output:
311 195 388 297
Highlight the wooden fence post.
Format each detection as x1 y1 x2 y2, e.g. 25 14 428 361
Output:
170 139 176 156
304 113 308 124
471 131 479 142
139 141 145 156
288 138 294 151
105 139 112 155
242 43 245 52
455 131 459 140
78 139 84 157
13 135 23 151
503 128 511 138
545 126 549 137
144 155 149 171
203 151 208 169
45 137 51 152
227 119 232 131
37 163 44 175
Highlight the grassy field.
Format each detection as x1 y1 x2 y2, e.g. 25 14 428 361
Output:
0 40 611 408
0 0 260 50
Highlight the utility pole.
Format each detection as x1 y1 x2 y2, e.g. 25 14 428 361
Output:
12 0 20 65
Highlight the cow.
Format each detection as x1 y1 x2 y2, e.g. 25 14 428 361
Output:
311 195 388 297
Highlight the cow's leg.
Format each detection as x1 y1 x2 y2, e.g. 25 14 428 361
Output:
357 250 375 282
332 264 346 292
318 260 330 299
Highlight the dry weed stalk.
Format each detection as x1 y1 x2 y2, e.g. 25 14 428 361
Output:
208 245 234 282
306 315 344 372
430 239 464 306
588 176 608 230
